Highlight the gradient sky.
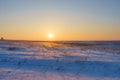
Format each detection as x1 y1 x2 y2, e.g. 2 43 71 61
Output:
0 0 120 41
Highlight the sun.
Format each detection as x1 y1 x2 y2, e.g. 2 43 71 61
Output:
48 33 53 39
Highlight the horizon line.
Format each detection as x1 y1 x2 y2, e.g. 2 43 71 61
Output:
1 39 120 42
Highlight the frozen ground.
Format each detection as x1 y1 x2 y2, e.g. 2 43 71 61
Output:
0 41 120 80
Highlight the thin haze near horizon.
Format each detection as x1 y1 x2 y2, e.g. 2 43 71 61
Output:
0 0 120 41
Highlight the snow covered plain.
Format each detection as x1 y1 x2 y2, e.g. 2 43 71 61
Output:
0 41 120 80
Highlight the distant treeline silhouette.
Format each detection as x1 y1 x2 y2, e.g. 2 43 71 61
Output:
0 37 4 40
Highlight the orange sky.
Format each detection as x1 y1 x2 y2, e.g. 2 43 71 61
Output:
0 0 120 41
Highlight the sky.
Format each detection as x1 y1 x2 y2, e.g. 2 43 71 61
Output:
0 0 120 41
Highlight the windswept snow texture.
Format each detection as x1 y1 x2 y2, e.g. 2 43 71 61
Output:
0 41 120 80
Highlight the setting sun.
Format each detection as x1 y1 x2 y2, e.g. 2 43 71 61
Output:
0 0 120 80
48 33 53 39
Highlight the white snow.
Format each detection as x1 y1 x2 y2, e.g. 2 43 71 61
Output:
0 41 120 80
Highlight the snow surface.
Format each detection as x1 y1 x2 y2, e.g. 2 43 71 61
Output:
0 41 120 80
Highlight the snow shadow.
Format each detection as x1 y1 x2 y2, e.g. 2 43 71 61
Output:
0 53 120 78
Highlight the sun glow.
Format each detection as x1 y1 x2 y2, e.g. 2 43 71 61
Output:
48 33 53 39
